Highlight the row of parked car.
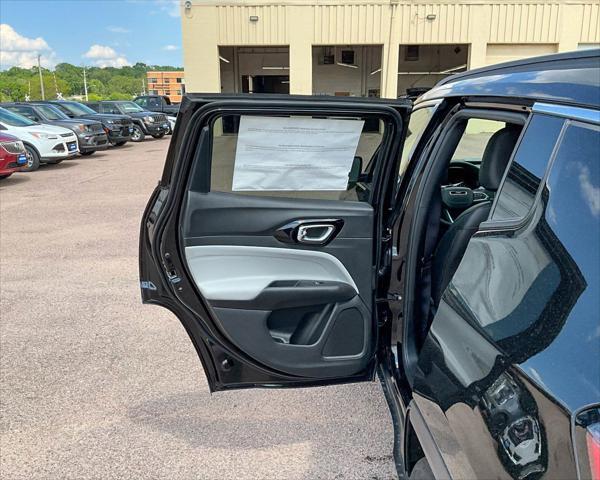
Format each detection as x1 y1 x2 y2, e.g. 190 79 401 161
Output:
0 95 178 178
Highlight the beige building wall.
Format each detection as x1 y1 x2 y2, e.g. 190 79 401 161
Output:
181 0 600 99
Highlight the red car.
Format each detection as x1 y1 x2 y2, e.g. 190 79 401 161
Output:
0 132 28 179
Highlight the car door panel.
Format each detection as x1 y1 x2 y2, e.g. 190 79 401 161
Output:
140 95 410 390
181 191 375 378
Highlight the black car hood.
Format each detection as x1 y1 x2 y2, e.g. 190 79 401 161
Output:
80 113 131 122
51 118 102 128
127 111 154 119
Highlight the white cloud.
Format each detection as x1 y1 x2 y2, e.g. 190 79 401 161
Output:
0 24 58 69
162 44 180 51
107 26 130 34
156 0 180 18
83 44 130 68
578 164 600 217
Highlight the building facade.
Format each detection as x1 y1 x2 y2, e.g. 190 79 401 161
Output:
181 0 600 98
146 71 186 102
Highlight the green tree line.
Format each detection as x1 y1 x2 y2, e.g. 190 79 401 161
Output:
0 63 183 102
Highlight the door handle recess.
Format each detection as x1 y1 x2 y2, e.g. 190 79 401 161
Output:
297 224 336 244
274 218 344 246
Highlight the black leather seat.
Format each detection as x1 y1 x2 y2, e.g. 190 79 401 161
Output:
431 126 521 305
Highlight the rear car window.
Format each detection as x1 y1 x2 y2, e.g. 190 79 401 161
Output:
208 114 387 202
491 114 564 221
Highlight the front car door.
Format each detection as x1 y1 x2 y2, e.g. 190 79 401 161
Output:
140 94 410 390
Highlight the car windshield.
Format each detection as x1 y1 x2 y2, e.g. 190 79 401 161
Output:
117 102 144 113
37 105 69 121
60 102 97 115
0 107 37 127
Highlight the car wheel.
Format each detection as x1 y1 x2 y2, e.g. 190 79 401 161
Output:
131 125 145 142
80 151 95 156
22 145 40 172
151 133 166 139
409 458 434 480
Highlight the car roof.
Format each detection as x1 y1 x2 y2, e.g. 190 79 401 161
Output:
418 48 600 109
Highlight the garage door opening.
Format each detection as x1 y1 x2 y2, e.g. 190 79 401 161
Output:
397 44 468 97
219 46 290 94
241 75 289 94
312 45 382 97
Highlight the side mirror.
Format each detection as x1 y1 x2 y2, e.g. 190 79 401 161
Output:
347 156 363 190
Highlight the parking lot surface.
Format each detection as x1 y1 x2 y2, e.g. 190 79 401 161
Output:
0 140 397 480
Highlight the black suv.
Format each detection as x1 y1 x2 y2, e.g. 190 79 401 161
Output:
86 101 169 142
41 101 133 147
1 102 109 156
133 95 179 116
140 50 600 480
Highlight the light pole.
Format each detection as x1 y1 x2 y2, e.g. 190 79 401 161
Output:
83 66 89 101
37 54 45 100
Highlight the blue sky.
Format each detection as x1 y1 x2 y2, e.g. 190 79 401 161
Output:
0 0 183 69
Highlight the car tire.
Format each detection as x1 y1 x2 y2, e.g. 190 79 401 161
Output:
151 133 166 139
22 145 40 172
113 141 127 147
131 125 145 142
80 151 95 156
409 458 434 480
0 174 10 180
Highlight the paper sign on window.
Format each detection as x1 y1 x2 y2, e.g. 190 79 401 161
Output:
232 115 365 191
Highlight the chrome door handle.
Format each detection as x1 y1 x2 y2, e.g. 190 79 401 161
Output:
274 218 344 246
297 224 336 244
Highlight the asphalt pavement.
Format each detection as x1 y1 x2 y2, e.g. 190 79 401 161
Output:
0 139 397 480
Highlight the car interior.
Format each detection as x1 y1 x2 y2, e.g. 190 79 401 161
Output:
410 110 525 345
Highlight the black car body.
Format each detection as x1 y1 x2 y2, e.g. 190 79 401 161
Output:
139 50 600 480
41 101 133 146
1 102 109 155
86 101 169 141
133 95 180 116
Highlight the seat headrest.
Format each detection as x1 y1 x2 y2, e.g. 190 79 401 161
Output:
479 126 521 190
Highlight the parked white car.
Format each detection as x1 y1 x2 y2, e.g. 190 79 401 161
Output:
0 107 79 171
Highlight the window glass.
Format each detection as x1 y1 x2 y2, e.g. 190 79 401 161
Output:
36 105 67 120
117 102 144 113
6 106 37 121
446 121 598 370
0 107 36 126
209 114 387 201
149 98 161 108
451 119 506 164
60 102 96 116
398 105 435 177
135 98 147 108
491 114 564 221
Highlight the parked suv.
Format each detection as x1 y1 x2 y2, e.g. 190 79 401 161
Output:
86 101 169 142
40 101 132 147
133 95 179 116
1 102 109 156
140 50 600 480
0 107 78 171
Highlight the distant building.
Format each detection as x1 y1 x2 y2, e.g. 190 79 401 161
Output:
146 71 185 103
180 0 600 98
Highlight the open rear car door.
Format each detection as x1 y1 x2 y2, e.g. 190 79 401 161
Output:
140 94 410 391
